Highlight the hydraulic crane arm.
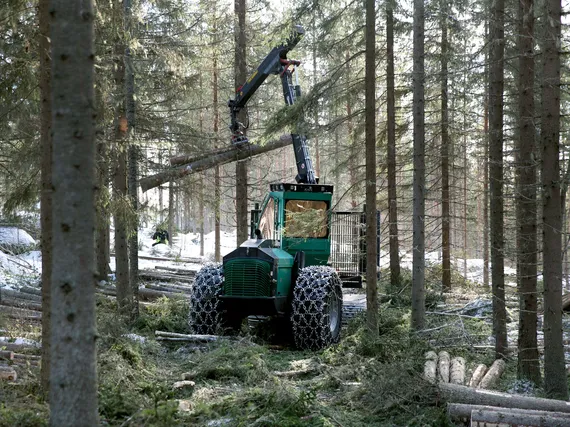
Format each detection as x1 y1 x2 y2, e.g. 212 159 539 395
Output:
228 25 317 185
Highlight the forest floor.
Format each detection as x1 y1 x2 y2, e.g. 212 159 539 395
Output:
1 265 552 427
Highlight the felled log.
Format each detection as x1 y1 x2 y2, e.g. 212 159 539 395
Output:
0 297 43 312
448 403 570 422
273 367 319 378
438 351 450 383
0 366 17 381
0 288 42 302
470 409 570 426
450 357 466 385
170 145 238 166
139 270 194 284
424 351 438 383
145 283 190 294
139 287 189 301
18 286 42 297
478 359 506 389
155 331 220 342
1 306 42 321
140 134 293 192
439 383 570 414
154 266 197 276
468 364 487 388
0 337 41 352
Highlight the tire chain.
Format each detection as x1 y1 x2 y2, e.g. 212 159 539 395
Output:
188 263 224 335
290 265 343 350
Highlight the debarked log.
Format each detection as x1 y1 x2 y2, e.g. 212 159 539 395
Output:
447 403 570 422
470 409 570 426
140 135 293 192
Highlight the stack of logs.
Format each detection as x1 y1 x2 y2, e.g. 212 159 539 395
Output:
426 351 570 426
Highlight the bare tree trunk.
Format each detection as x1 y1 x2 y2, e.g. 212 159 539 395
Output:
199 73 205 257
489 0 508 358
235 0 248 246
516 0 540 384
96 140 110 282
483 22 490 290
49 0 98 421
168 178 174 247
440 0 451 292
412 0 426 330
346 51 357 209
39 0 51 396
541 0 568 400
386 0 401 288
462 36 468 284
125 0 138 318
213 52 221 262
365 0 378 337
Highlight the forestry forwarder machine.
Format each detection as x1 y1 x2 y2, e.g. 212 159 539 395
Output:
189 25 344 350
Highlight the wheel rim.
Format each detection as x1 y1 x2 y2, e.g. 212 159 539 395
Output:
328 293 340 334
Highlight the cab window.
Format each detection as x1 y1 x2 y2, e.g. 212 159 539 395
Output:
258 198 275 239
284 200 328 238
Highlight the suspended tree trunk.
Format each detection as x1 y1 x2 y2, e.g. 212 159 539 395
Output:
365 0 378 337
541 0 568 400
386 0 401 288
440 0 451 292
489 0 508 358
235 0 248 246
412 0 426 330
39 0 51 396
125 0 138 317
49 0 98 421
516 0 540 384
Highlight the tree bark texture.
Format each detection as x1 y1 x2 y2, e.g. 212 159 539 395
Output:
489 0 508 358
168 179 174 247
478 359 506 389
96 139 110 282
386 0 401 288
448 404 570 423
39 0 51 397
541 0 568 400
471 409 570 426
365 0 378 337
438 351 450 383
213 52 221 262
140 136 294 192
49 0 98 421
517 0 540 385
235 0 248 247
468 364 487 388
125 0 139 318
440 0 451 292
412 0 426 330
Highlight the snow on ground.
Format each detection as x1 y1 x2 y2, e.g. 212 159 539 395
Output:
0 227 35 247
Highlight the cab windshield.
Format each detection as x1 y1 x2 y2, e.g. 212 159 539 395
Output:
284 200 328 238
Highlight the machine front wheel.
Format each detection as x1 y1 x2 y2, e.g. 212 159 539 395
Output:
290 265 343 350
188 263 225 334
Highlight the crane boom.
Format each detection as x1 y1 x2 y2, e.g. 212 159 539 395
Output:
228 25 317 184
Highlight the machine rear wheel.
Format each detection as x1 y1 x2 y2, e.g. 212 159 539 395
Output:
290 265 343 350
188 263 224 334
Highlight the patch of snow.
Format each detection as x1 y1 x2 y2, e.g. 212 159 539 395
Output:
0 336 41 348
0 227 35 246
123 333 146 344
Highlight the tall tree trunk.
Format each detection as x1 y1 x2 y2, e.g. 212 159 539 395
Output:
213 53 221 262
199 72 205 257
412 0 426 330
39 0 51 396
49 0 98 421
462 36 468 284
235 0 248 246
346 51 357 209
541 0 568 399
440 0 451 292
168 179 174 247
125 0 138 317
386 0 401 288
96 140 110 282
489 0 508 358
517 0 540 384
365 0 378 337
483 33 490 290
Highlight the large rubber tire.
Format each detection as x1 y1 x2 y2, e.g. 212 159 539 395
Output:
188 263 224 334
290 265 343 350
